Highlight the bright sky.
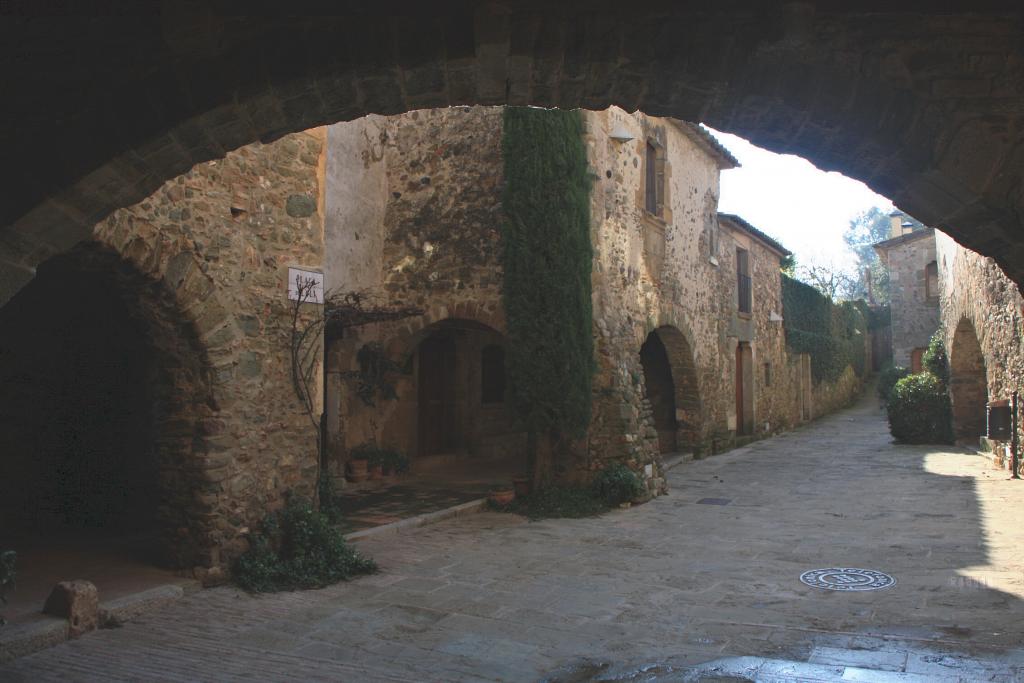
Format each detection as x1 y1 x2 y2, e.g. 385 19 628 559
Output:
706 127 893 270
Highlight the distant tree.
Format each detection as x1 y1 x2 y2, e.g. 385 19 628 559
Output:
780 253 796 276
795 260 859 301
843 207 892 304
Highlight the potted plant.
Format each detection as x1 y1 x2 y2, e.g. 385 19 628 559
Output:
386 450 410 477
367 457 383 480
512 476 532 498
488 483 515 506
346 444 372 483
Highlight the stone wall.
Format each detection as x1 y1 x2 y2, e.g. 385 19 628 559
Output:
582 109 826 486
323 108 517 476
936 231 1024 459
321 105 867 496
0 129 327 574
877 231 941 367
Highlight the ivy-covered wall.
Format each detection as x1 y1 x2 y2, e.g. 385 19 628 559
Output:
501 107 594 479
782 274 868 383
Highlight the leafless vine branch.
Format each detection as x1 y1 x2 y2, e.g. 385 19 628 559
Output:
287 279 422 505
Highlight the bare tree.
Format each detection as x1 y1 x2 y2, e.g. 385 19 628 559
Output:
795 260 860 301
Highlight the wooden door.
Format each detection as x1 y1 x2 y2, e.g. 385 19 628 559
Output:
418 335 457 456
735 344 744 433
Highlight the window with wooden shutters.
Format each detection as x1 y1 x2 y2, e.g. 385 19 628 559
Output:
645 141 660 215
737 248 752 315
925 261 938 302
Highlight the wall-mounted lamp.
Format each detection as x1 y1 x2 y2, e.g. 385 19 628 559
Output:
609 124 635 142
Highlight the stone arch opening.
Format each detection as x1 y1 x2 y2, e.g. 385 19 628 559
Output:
949 317 989 443
0 242 216 570
410 319 520 463
334 316 526 478
640 326 702 454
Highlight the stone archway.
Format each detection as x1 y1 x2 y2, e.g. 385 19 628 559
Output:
949 317 989 443
641 325 702 453
0 243 217 568
5 5 1024 303
640 331 677 454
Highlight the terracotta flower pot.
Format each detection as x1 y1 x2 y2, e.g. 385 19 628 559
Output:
512 477 532 498
488 489 515 506
346 458 369 483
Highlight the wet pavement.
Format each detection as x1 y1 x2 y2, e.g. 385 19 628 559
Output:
3 391 1023 681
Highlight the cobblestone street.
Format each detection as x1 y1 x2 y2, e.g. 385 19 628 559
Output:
4 393 1024 681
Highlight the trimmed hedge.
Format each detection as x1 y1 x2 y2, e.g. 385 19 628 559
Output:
877 364 911 404
922 331 949 388
887 373 954 444
782 275 867 382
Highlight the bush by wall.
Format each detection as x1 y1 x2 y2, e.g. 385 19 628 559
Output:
922 330 949 387
877 364 911 404
233 498 376 592
501 107 593 453
887 373 954 444
782 275 867 382
591 463 644 506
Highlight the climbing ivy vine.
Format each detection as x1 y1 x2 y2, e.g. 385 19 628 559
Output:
501 107 593 452
782 274 867 382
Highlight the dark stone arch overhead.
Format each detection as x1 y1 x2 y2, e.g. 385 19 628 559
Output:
4 2 1024 303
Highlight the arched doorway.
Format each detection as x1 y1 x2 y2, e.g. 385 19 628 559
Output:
735 342 754 436
0 243 215 594
949 318 988 443
418 334 457 457
412 319 520 463
639 326 702 454
640 331 678 454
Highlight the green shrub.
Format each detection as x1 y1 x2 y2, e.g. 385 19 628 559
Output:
887 373 954 444
922 331 949 387
591 463 645 506
350 443 409 473
0 550 15 626
495 486 608 520
233 497 376 593
877 364 911 404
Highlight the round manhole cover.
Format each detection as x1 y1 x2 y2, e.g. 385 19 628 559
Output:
800 568 896 591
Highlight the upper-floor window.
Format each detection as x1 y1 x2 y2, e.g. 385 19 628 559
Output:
481 345 505 404
645 140 663 216
704 192 719 263
737 248 752 315
925 261 938 302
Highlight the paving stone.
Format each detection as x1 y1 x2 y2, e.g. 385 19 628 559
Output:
4 393 1024 681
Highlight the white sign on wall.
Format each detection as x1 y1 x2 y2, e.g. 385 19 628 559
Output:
287 267 324 304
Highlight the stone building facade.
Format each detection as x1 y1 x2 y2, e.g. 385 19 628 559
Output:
874 226 941 370
320 106 863 496
0 106 868 575
935 231 1024 458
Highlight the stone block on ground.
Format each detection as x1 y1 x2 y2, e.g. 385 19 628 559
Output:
42 580 99 638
